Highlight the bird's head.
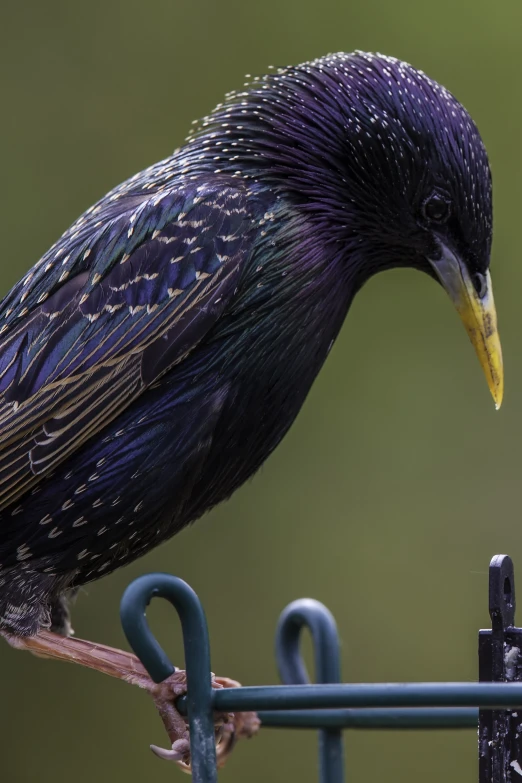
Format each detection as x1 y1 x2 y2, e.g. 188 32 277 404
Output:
187 51 503 407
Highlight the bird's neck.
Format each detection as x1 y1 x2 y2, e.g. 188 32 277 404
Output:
216 203 361 384
249 197 374 311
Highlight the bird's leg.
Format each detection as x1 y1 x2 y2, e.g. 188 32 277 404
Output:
1 629 153 685
1 629 259 769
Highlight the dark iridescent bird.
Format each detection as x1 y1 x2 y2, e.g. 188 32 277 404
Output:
0 51 503 759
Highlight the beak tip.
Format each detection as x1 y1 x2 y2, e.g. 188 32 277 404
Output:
492 383 503 411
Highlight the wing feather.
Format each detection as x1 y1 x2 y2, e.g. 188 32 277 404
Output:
0 180 255 509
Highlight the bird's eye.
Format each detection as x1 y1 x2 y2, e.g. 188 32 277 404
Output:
422 194 451 223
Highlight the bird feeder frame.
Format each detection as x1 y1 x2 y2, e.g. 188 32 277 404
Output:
119 553 522 782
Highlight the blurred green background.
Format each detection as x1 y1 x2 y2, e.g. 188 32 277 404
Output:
0 0 521 781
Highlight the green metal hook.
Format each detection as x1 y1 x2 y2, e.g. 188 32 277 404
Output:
120 573 217 783
274 598 344 783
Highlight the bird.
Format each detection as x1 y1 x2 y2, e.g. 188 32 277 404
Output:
0 51 503 762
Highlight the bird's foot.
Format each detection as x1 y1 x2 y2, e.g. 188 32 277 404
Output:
148 671 260 772
1 629 259 770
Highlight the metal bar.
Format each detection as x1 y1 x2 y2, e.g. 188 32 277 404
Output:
118 553 522 781
177 682 522 712
120 573 217 783
275 599 344 783
259 707 478 729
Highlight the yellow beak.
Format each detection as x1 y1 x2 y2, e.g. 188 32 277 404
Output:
429 245 503 409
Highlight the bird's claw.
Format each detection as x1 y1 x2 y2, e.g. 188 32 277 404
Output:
148 671 260 772
150 737 191 764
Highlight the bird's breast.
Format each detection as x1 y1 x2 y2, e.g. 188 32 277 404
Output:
181 283 350 520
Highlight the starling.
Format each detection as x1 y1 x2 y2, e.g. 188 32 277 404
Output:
0 51 502 759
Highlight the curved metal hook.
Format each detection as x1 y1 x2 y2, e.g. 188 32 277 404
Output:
120 573 217 783
275 598 344 783
275 598 341 685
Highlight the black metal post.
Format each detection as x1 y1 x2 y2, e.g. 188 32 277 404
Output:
479 554 522 782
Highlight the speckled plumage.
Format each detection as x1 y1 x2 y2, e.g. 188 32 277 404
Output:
0 52 493 634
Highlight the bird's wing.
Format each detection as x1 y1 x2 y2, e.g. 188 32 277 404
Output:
0 180 254 509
